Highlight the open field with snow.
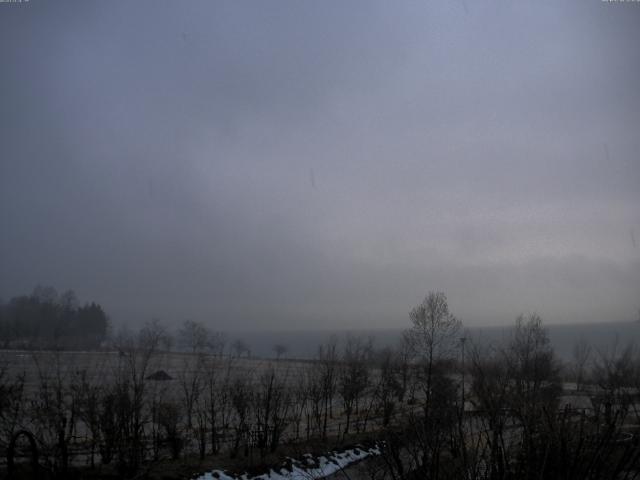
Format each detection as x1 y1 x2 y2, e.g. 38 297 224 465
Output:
0 347 408 479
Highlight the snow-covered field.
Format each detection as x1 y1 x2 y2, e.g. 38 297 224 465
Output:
194 445 381 480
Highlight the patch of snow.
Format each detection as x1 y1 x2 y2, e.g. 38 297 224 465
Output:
194 445 381 480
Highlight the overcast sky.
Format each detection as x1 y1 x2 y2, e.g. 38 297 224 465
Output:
1 1 639 330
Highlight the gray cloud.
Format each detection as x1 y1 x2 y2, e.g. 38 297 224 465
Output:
1 1 639 330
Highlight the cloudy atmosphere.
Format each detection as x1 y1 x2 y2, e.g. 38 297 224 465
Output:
1 0 639 331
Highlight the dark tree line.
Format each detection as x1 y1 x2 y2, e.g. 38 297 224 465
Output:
0 286 109 349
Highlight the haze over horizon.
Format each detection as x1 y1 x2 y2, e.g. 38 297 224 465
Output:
1 1 639 331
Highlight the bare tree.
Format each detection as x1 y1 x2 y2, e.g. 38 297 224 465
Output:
72 364 110 468
505 315 561 410
29 353 77 477
178 320 208 353
592 340 637 426
177 319 222 354
405 292 460 421
395 334 415 403
232 339 250 358
273 343 288 360
111 319 168 474
157 400 183 460
571 337 592 391
177 353 204 432
469 342 512 479
337 335 372 435
183 332 226 458
375 292 463 480
373 347 401 427
0 363 25 462
251 366 292 457
203 355 233 455
230 374 252 458
305 363 325 438
503 314 561 479
317 337 339 440
289 376 309 441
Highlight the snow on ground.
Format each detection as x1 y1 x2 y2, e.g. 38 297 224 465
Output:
194 445 381 480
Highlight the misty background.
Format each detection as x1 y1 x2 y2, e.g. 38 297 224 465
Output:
1 1 639 332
